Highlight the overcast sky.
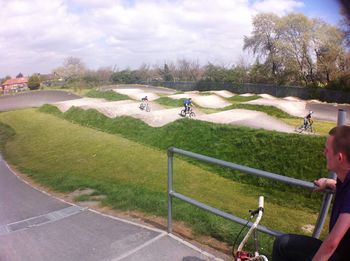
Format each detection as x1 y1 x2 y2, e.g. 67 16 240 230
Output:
0 0 343 77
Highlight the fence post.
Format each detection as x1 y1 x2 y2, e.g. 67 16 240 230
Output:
167 148 174 233
313 109 347 238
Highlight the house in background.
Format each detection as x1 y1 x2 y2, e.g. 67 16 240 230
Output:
1 77 29 93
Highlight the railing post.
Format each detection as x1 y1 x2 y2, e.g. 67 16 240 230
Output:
167 148 174 234
313 109 347 238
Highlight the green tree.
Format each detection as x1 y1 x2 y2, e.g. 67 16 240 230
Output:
311 19 344 84
244 13 347 86
243 13 282 81
28 74 41 90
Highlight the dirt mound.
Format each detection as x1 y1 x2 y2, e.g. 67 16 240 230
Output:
53 98 106 112
197 109 295 133
284 96 301 101
240 93 255 97
259 93 277 99
81 101 166 118
210 90 235 98
245 98 308 118
113 88 160 101
168 93 230 108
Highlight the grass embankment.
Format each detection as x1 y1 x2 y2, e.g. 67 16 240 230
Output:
85 89 130 101
155 97 187 107
227 95 260 103
39 105 326 209
0 109 326 256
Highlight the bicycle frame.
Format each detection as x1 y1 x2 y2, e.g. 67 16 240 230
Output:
234 196 268 261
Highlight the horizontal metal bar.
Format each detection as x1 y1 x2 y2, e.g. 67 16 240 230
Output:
169 147 315 190
170 191 282 237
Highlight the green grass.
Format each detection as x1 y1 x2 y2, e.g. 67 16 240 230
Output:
39 105 326 210
0 109 327 257
221 104 298 119
155 97 186 108
0 122 15 150
227 95 260 103
282 118 336 136
85 89 130 101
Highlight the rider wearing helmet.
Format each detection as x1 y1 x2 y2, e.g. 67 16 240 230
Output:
141 96 148 102
304 110 314 129
183 98 193 113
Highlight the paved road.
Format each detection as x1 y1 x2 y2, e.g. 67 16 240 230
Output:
0 90 80 111
0 90 224 261
0 156 222 261
306 102 350 122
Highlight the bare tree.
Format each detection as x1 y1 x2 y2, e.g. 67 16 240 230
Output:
53 56 87 81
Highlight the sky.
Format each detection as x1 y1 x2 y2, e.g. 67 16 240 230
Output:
0 0 344 77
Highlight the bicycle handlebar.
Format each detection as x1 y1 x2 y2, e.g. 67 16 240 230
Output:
259 195 264 209
237 196 265 253
249 196 264 217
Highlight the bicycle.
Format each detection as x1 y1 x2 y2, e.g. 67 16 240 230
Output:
180 107 195 118
139 101 150 112
295 120 315 134
233 196 268 261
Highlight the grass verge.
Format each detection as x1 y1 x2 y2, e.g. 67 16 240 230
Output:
39 104 327 210
155 97 186 107
85 89 130 101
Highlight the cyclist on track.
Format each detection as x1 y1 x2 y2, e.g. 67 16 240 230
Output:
183 98 194 113
303 110 314 129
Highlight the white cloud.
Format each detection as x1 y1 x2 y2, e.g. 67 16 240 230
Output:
252 0 304 16
0 0 310 77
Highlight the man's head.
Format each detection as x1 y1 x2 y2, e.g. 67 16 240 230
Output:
325 126 350 173
189 98 192 101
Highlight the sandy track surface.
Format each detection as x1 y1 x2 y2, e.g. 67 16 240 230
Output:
81 101 166 119
133 107 184 127
209 90 235 98
113 88 161 101
245 97 307 117
167 93 231 108
53 98 107 112
198 109 295 133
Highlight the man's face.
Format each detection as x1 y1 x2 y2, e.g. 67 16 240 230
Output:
324 136 338 172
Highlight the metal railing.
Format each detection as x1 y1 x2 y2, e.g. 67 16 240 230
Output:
167 109 347 238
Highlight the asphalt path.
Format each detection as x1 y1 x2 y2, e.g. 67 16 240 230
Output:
0 91 223 260
306 102 350 122
0 90 81 111
0 156 220 261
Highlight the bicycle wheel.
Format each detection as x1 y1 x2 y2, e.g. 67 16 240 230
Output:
139 103 145 110
189 111 195 118
146 104 150 112
180 109 186 117
308 125 316 134
295 124 304 133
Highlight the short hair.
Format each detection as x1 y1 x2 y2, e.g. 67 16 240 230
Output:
329 125 350 163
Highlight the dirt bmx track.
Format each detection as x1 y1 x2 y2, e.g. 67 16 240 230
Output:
51 85 349 132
